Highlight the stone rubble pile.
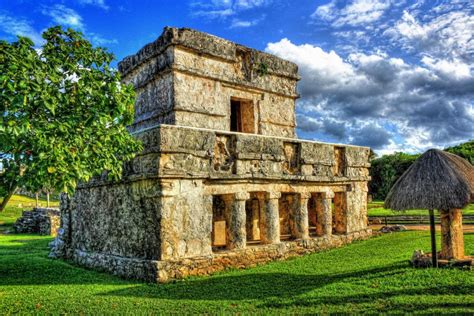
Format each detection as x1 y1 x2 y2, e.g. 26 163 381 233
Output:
379 225 407 233
13 208 60 236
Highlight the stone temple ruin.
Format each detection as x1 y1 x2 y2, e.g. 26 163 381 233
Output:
51 27 372 282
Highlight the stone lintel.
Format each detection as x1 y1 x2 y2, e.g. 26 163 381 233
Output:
234 191 250 201
321 191 335 199
266 191 281 200
299 192 312 199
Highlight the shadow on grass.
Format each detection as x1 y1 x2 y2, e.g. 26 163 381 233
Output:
97 264 409 301
1 232 472 312
96 267 473 313
0 236 136 286
257 284 474 309
0 236 409 295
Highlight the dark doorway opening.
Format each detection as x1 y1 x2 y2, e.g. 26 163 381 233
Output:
230 98 255 133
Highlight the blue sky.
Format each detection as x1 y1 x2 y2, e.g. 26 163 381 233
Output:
0 0 473 155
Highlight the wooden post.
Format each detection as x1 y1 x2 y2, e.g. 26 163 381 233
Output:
35 192 39 208
429 209 438 268
47 192 50 208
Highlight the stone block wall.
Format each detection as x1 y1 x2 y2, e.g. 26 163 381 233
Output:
129 124 371 182
68 180 163 261
13 208 60 236
119 27 299 137
51 125 371 282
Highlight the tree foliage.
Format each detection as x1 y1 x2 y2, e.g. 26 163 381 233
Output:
369 152 419 200
445 140 474 164
0 26 142 210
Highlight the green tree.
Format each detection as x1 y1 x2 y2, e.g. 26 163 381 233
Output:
445 140 474 164
369 152 419 200
0 26 142 211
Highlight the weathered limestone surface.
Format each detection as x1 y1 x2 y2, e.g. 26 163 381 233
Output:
52 27 372 283
70 181 162 260
159 179 212 260
71 228 371 283
119 28 298 136
128 124 371 182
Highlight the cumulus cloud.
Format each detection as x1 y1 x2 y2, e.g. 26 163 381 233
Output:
385 9 474 61
266 38 474 152
349 124 392 148
312 0 391 27
0 13 43 44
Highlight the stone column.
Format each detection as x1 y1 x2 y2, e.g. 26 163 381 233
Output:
321 191 334 237
293 193 310 239
261 192 281 244
226 192 249 250
440 209 465 260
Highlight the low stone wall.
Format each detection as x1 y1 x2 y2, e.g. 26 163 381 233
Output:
69 228 371 283
13 208 60 236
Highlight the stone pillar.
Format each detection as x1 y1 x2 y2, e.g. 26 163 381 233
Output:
293 193 310 239
321 191 334 237
49 193 71 259
440 209 465 260
261 192 281 244
226 192 249 250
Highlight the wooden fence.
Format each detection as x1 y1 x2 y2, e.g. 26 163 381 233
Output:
369 215 474 225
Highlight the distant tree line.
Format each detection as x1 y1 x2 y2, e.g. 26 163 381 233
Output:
369 140 473 201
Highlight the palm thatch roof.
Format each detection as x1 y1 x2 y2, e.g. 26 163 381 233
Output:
385 149 474 211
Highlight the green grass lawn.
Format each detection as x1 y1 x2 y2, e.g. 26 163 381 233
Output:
368 201 474 217
0 231 472 314
0 195 59 231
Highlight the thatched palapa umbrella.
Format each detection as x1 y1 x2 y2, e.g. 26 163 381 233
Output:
385 149 474 267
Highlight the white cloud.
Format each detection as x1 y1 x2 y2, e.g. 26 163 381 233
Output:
77 0 109 10
230 15 265 28
191 0 271 18
88 32 118 46
0 13 43 45
421 57 471 80
234 0 270 10
386 10 474 61
42 5 84 31
312 0 391 27
266 38 474 152
39 5 117 46
230 19 256 28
